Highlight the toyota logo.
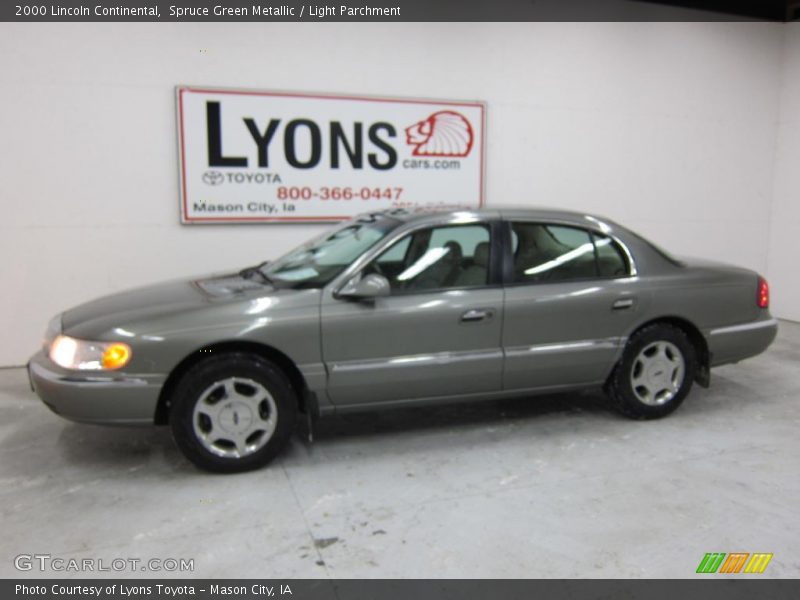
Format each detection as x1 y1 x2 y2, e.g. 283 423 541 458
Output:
202 171 224 186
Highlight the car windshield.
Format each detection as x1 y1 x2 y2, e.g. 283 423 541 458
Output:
261 216 399 288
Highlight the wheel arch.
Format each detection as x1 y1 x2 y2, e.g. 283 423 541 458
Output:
622 316 710 387
154 340 312 425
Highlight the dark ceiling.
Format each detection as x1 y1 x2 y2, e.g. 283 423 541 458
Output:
639 0 798 21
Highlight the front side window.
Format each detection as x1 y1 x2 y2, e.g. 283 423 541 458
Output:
262 217 397 288
365 223 492 293
511 223 628 283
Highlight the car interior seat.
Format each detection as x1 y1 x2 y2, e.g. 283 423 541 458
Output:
408 240 463 290
454 241 489 287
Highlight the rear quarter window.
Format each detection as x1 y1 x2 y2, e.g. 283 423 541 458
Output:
593 233 629 277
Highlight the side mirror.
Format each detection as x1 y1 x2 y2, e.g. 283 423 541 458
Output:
338 273 391 300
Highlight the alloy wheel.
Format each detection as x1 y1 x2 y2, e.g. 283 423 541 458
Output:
630 341 685 406
192 377 278 458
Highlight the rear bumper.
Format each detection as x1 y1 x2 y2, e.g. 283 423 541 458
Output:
28 350 164 425
708 317 778 367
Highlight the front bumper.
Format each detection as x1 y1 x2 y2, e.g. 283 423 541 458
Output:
28 350 164 425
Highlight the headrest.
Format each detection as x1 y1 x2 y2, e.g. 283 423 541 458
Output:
443 241 463 260
473 241 489 267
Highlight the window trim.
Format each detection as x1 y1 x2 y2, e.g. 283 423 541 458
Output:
502 220 635 287
590 230 633 280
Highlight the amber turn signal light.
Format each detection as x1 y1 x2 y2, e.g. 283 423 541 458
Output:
102 343 131 369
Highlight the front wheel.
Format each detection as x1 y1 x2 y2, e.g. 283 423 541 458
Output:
608 324 696 419
169 353 297 473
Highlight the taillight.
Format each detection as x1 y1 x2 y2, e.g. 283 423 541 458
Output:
757 277 769 309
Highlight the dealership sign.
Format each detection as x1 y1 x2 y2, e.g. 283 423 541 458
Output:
176 86 486 223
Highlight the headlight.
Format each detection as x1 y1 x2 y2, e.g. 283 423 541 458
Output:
49 335 132 370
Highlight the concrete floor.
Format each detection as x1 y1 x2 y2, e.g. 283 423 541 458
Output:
1 321 799 579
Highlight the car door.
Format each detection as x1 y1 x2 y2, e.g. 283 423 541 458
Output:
501 220 642 391
321 219 504 407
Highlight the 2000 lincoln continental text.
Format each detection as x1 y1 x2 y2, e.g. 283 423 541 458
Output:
28 207 777 472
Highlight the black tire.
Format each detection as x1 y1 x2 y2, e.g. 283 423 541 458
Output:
608 323 697 420
169 352 297 473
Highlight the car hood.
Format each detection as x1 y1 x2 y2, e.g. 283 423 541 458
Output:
61 272 275 337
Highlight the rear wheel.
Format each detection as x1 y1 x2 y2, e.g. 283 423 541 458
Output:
169 353 297 473
608 324 696 419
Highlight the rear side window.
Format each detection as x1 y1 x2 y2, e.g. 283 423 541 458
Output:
510 223 629 283
593 233 629 277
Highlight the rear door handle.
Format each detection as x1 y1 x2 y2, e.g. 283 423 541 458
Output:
612 298 635 310
460 308 494 322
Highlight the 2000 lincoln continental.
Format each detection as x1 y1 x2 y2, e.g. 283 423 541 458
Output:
29 208 777 472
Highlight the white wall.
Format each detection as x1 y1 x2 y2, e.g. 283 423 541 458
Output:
0 22 786 366
767 23 800 322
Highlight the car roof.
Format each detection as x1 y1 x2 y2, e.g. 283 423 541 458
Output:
367 206 619 231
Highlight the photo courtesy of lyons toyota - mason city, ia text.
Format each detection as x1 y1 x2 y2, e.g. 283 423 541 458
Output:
176 86 486 223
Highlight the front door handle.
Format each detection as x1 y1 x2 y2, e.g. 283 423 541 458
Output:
461 308 494 322
612 298 635 310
